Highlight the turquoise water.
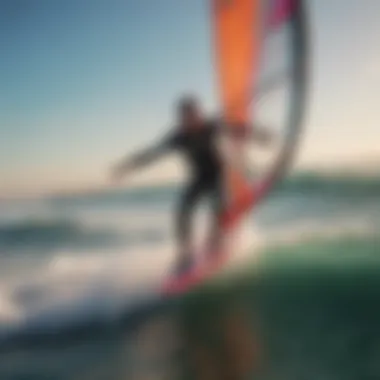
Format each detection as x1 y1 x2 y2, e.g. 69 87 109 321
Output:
177 233 380 380
0 171 378 379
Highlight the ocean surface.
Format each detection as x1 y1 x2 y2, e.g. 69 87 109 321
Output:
0 171 379 380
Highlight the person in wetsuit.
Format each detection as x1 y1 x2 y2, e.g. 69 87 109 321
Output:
111 95 271 275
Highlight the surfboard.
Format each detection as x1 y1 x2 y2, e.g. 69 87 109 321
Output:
161 0 309 297
161 251 228 296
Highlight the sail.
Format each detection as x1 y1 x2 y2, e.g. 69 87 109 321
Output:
211 0 261 222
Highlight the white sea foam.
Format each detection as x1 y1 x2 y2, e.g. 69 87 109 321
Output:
0 195 377 341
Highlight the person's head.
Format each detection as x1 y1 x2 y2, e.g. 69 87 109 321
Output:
176 95 204 129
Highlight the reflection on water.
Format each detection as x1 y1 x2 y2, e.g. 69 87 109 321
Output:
126 314 183 379
73 295 261 380
181 301 261 380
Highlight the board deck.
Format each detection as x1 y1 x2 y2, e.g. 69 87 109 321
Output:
161 251 230 296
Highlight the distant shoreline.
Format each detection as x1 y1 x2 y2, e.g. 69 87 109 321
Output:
1 165 380 202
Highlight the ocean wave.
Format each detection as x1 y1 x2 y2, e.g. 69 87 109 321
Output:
275 171 380 197
48 171 380 209
0 219 164 253
0 242 174 348
0 174 377 349
0 224 376 349
49 185 179 209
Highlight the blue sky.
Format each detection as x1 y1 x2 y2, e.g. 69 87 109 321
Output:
1 0 380 197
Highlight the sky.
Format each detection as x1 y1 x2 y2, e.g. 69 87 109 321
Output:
1 0 380 197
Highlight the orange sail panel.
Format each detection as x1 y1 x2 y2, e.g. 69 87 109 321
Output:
212 0 261 210
212 0 260 124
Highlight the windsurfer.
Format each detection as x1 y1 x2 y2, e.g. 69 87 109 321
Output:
110 95 272 275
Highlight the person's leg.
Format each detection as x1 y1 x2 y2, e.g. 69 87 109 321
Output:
206 176 225 257
174 179 205 273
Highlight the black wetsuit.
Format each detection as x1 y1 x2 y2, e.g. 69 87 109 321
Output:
167 120 224 252
131 119 224 253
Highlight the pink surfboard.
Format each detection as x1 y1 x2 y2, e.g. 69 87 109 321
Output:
161 251 229 296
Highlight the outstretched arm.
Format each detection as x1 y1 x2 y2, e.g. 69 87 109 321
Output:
110 133 175 181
